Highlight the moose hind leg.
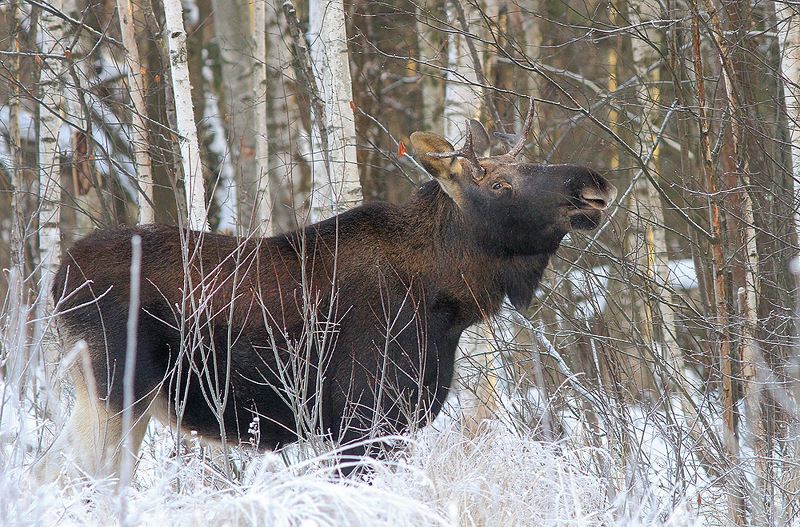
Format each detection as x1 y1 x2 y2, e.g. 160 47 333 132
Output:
64 385 151 480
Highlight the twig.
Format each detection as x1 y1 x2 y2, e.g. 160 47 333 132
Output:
119 235 142 512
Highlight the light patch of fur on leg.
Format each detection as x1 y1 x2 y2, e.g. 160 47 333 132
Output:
38 385 151 482
36 339 152 484
68 386 122 477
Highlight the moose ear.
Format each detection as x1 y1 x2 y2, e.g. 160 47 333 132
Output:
468 119 491 157
410 132 464 180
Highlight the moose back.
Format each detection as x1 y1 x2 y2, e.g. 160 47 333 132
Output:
50 114 616 477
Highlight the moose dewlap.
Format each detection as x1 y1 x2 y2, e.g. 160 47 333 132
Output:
50 113 616 478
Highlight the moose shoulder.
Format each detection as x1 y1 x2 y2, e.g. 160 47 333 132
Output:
50 113 616 478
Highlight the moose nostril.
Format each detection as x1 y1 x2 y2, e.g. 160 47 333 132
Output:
580 188 609 210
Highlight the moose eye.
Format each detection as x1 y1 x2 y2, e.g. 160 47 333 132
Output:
492 182 506 191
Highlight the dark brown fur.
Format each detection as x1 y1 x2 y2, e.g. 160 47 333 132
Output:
51 131 616 476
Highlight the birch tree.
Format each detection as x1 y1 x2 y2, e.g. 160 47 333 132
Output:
253 0 272 235
32 0 68 420
164 0 208 231
778 4 800 241
443 0 481 143
308 0 362 219
36 0 65 308
210 0 254 231
116 0 155 224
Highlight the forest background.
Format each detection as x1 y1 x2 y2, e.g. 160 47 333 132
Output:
1 0 799 525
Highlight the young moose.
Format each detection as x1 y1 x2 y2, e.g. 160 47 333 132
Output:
50 108 616 478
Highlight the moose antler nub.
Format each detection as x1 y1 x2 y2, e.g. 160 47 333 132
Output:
426 120 486 183
424 97 534 182
505 98 535 158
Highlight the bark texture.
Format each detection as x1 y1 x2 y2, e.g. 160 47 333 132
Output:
308 0 362 219
164 0 208 230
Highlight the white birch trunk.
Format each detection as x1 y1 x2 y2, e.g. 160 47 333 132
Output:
164 0 208 231
778 5 800 241
253 0 272 235
519 0 543 155
117 0 154 224
308 0 362 220
35 0 67 418
443 0 481 144
37 0 65 302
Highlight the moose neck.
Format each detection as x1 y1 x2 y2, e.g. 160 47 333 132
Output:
404 181 557 321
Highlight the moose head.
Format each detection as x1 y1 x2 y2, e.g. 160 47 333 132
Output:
411 101 617 258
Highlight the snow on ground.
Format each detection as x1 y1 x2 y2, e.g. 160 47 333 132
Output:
0 380 707 527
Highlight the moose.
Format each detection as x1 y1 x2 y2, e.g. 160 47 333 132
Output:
47 104 616 479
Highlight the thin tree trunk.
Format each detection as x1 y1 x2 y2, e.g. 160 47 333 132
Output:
627 1 659 356
628 0 684 398
35 0 67 422
607 3 642 393
704 1 766 521
518 0 543 156
6 0 28 401
253 0 272 235
37 0 65 287
266 0 302 232
416 1 445 134
212 0 256 232
690 2 745 524
443 0 481 143
283 1 328 222
778 4 800 241
117 0 155 224
9 0 23 283
164 0 208 231
308 0 362 219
